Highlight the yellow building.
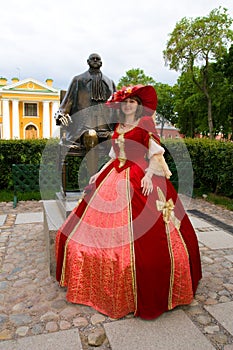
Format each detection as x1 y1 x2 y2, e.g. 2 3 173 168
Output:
0 77 60 139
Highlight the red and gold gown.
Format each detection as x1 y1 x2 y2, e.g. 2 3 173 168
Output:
56 116 202 320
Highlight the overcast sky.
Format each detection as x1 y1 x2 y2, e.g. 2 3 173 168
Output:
1 0 233 90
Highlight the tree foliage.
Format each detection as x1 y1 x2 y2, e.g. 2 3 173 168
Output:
117 68 156 89
211 44 233 139
173 69 205 137
154 83 177 137
155 83 176 123
163 7 233 138
116 10 233 139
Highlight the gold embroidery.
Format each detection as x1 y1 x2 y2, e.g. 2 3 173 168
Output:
155 186 176 308
126 168 137 313
155 186 192 310
115 134 127 168
115 120 140 167
60 168 115 286
60 167 136 318
166 230 174 310
177 227 190 257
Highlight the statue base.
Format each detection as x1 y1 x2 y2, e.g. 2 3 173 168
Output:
55 191 82 219
43 191 81 276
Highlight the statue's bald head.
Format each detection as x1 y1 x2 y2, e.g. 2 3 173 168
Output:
87 53 102 69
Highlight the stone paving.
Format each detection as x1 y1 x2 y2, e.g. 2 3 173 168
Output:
0 198 233 349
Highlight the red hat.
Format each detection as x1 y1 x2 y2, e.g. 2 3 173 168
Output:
106 84 157 115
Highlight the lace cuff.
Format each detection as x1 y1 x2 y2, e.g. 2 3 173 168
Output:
145 154 172 179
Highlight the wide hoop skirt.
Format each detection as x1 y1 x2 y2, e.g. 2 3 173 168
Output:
56 161 202 319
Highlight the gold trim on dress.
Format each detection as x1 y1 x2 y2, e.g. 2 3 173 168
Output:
149 132 160 145
126 167 137 313
166 226 175 309
155 186 176 308
115 134 127 168
115 121 140 168
60 168 115 286
155 186 191 310
156 187 180 229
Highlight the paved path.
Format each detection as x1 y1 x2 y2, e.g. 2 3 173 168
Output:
0 198 233 349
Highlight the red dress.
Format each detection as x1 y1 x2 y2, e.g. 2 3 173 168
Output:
56 116 202 320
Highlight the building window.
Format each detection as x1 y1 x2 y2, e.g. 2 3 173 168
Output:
24 103 38 117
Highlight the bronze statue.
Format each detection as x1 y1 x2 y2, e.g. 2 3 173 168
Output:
55 53 116 177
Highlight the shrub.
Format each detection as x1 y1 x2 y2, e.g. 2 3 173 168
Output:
0 138 232 199
164 138 233 198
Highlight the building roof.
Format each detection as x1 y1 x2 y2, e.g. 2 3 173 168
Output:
0 77 59 95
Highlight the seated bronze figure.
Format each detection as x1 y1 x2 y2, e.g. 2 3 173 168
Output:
55 53 116 183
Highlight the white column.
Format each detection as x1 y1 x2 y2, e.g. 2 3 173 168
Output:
42 101 50 138
12 99 20 139
2 99 11 139
51 101 60 137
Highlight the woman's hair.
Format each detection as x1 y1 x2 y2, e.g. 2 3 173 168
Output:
118 96 144 123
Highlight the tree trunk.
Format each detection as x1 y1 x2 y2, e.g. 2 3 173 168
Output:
202 80 214 139
160 115 165 138
207 96 214 139
191 65 214 139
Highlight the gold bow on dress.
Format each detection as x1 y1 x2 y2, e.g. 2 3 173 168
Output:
156 187 180 229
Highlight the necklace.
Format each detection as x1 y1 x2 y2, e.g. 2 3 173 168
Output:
118 119 139 133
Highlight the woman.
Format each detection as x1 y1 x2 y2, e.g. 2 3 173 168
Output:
56 85 202 320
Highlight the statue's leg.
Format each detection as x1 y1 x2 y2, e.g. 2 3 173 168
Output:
82 130 99 176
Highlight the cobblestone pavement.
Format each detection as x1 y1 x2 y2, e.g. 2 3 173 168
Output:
0 199 233 349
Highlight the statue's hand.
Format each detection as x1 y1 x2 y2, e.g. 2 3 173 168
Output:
55 111 72 126
59 114 72 126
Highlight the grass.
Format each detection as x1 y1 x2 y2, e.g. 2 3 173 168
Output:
204 193 233 211
193 189 233 211
0 190 42 203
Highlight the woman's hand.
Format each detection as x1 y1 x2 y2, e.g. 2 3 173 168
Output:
141 174 153 196
89 172 99 184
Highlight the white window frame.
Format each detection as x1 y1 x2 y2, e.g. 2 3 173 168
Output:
23 102 39 117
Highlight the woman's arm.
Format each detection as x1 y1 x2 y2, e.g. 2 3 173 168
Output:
141 139 172 196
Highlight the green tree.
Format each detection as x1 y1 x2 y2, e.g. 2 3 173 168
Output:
155 83 176 123
154 83 177 138
220 44 233 81
173 69 205 137
117 68 156 89
213 44 233 139
163 7 233 139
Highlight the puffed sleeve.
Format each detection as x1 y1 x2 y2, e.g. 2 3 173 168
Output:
148 138 164 158
141 118 172 179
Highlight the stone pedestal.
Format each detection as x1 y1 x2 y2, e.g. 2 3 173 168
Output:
43 192 80 276
55 191 82 219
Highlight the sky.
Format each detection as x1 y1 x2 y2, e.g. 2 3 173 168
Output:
1 0 233 90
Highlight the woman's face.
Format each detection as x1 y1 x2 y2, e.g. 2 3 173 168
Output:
121 98 138 116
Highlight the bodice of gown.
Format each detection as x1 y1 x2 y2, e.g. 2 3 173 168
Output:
111 116 160 172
